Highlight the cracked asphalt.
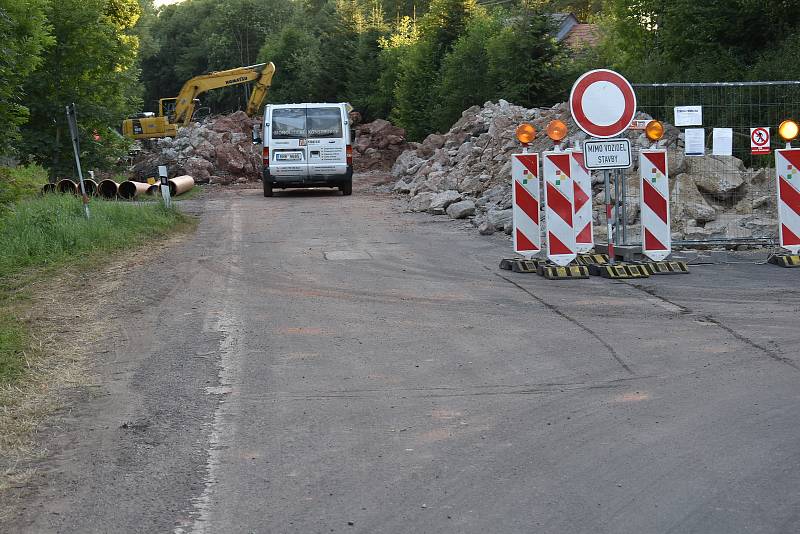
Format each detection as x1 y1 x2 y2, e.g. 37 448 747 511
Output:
8 174 800 533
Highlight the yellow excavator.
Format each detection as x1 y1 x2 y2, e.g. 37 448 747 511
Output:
122 62 276 140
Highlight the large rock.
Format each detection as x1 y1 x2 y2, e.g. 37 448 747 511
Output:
446 199 476 219
671 174 717 224
183 157 214 184
393 179 412 194
487 208 513 230
429 190 462 212
408 192 435 212
215 143 248 174
686 155 746 199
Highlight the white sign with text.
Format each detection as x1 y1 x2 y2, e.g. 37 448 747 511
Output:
583 138 632 169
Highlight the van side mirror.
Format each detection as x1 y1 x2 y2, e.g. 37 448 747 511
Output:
252 125 262 144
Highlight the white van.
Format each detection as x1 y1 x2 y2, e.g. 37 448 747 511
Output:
259 103 353 197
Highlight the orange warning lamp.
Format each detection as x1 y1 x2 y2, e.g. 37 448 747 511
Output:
778 119 799 142
515 123 536 144
546 120 568 142
645 120 664 142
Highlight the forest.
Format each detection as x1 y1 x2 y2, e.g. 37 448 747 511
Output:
2 0 799 176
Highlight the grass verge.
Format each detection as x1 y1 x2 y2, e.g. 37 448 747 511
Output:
0 194 189 279
0 193 190 385
0 193 193 512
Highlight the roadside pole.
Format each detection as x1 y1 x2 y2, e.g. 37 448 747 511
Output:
66 103 90 219
159 165 172 208
604 170 614 264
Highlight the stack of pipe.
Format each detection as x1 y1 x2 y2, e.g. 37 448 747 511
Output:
40 175 196 200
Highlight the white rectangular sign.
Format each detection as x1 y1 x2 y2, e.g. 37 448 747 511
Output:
583 138 632 169
685 128 705 156
674 105 703 126
712 127 733 156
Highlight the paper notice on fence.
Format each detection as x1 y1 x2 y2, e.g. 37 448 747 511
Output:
674 106 703 126
712 128 733 156
684 128 705 156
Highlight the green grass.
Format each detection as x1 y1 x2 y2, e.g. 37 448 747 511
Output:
0 165 49 214
0 194 188 278
0 194 191 384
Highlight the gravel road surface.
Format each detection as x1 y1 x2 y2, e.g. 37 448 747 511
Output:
9 175 800 533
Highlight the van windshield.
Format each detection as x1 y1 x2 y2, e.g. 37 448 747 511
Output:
271 107 343 139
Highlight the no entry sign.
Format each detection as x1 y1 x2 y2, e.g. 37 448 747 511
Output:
570 70 637 139
751 127 770 155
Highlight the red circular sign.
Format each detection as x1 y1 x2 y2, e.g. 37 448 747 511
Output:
751 127 769 146
570 70 637 139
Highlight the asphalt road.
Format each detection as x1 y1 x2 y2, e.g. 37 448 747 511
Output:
10 176 800 533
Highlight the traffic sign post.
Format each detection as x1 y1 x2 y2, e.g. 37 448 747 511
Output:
569 150 593 253
640 149 671 261
775 148 800 254
542 151 576 266
570 69 638 266
751 127 771 155
511 153 541 257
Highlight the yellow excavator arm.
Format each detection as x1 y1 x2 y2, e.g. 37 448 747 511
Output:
122 62 276 140
172 62 276 125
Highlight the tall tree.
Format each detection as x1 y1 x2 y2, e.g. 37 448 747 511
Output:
391 0 478 138
0 0 53 157
600 0 800 82
18 0 142 176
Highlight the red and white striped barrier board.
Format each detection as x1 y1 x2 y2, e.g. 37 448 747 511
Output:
570 150 594 253
511 153 541 256
640 149 671 261
543 151 576 266
775 148 800 254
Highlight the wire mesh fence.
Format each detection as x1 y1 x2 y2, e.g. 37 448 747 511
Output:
607 81 800 246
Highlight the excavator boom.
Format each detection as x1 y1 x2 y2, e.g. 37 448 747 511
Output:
122 62 276 139
245 62 276 117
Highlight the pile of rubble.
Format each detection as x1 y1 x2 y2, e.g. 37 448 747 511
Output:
131 111 409 183
352 118 409 171
131 111 262 185
391 100 776 242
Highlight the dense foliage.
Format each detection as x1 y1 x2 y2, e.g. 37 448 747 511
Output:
0 0 142 178
1 0 799 166
600 0 800 82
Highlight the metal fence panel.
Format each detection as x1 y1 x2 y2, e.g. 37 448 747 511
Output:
609 81 800 246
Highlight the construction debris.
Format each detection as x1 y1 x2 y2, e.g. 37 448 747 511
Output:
391 100 777 242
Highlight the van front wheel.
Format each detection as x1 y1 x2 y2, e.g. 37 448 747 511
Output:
340 180 352 196
263 178 273 197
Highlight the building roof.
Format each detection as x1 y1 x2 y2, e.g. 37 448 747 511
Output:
564 23 602 49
